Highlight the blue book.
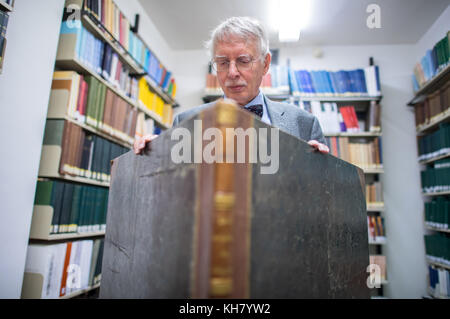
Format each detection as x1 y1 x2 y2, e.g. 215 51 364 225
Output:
304 71 315 94
426 50 435 78
295 71 304 93
310 71 322 94
78 26 86 63
339 71 349 94
357 69 367 94
374 66 381 95
162 71 171 90
288 68 300 94
325 71 335 94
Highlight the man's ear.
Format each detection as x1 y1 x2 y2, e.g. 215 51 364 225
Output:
263 53 271 75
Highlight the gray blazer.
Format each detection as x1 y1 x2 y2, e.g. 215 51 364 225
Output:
173 95 326 145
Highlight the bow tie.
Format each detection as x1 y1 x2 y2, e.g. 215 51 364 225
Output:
244 104 263 118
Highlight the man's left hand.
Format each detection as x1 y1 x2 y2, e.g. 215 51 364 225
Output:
307 140 330 154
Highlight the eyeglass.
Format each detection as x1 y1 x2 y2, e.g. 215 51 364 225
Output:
211 55 256 73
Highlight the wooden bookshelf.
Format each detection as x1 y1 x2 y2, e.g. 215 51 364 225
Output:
425 226 450 233
367 203 385 212
60 283 101 299
427 258 450 271
416 108 450 134
0 1 13 12
29 204 105 241
144 75 178 106
325 132 382 138
408 63 450 106
38 145 110 188
80 13 144 75
419 150 450 165
369 237 387 245
422 190 450 196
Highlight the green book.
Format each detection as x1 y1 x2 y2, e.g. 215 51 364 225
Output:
96 83 106 129
34 180 54 205
50 181 65 234
59 182 74 233
69 184 82 233
43 119 65 146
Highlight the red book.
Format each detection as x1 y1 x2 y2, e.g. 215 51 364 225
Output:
59 243 72 297
340 107 353 131
348 106 360 132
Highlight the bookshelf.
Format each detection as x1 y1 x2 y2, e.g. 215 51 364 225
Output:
22 0 179 299
0 0 13 74
0 1 13 12
409 30 450 299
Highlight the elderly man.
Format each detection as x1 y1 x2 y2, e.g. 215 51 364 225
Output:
134 16 329 154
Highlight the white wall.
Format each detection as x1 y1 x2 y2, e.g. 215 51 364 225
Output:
0 0 65 298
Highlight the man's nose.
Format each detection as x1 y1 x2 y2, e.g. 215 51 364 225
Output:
227 61 240 78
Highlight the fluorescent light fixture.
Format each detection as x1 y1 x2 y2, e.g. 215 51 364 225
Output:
271 0 311 42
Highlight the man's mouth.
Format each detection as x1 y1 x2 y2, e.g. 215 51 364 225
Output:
227 84 246 92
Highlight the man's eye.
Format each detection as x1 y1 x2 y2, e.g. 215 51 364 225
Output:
218 61 229 66
238 58 251 64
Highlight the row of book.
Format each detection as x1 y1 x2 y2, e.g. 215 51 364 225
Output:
418 123 450 161
425 197 450 230
369 255 387 282
325 136 383 170
83 0 131 52
428 265 450 298
261 65 289 93
421 159 450 193
44 119 128 181
366 181 384 204
414 80 450 128
52 71 139 144
424 233 450 267
138 77 174 125
367 216 385 242
60 21 139 101
289 66 381 97
302 101 381 134
77 0 177 97
35 180 108 235
412 31 450 91
0 10 9 73
23 239 104 299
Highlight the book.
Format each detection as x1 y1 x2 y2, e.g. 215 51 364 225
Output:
100 100 370 298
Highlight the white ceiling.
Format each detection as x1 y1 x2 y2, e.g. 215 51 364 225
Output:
138 0 449 50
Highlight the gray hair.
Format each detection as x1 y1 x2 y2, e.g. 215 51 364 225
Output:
205 17 270 60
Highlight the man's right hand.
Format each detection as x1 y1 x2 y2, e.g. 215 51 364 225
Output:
133 134 158 154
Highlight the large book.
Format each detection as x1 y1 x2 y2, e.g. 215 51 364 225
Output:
100 99 370 298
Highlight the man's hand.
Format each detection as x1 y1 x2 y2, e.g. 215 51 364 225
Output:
133 134 158 154
307 140 330 154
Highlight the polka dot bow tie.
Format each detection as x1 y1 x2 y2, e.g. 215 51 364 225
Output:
245 104 263 118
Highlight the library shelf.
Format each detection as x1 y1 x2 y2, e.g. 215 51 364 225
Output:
60 283 101 299
137 100 171 129
367 203 385 212
408 64 450 106
65 117 133 149
81 12 144 75
419 150 450 165
369 237 387 245
426 258 450 271
416 108 450 134
0 1 13 12
325 132 382 138
55 57 137 107
38 144 110 188
422 190 450 196
425 226 450 233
